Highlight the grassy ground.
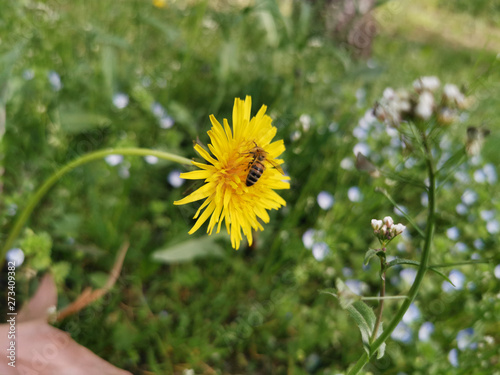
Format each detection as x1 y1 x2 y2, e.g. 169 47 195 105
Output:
1 0 500 374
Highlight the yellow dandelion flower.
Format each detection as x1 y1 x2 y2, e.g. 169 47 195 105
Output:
174 96 290 249
152 0 167 8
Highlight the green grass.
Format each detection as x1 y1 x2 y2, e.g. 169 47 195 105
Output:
1 0 500 374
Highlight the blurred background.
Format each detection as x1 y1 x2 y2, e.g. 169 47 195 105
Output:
1 0 499 374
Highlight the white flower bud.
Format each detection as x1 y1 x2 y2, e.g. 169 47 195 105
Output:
396 89 410 102
392 223 406 236
413 76 440 92
371 219 383 231
396 97 411 113
438 107 457 125
415 91 435 120
443 83 461 100
382 87 396 100
373 102 401 127
383 216 394 228
443 83 469 108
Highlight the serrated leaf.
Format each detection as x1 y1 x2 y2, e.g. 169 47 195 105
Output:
324 279 386 359
386 258 455 286
345 299 375 355
151 234 226 264
364 248 378 265
335 278 361 308
345 300 386 358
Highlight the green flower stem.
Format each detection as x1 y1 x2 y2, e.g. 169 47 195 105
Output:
1 148 192 263
371 257 386 344
348 135 436 375
430 260 491 268
361 295 408 301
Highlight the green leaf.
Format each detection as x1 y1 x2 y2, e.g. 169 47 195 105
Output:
321 280 360 309
386 258 420 268
323 279 386 359
0 44 25 86
386 258 455 286
363 248 378 265
346 299 376 355
151 234 227 264
428 267 455 286
257 9 279 47
93 26 131 49
345 300 386 359
319 288 337 297
141 14 180 42
20 229 52 271
334 278 361 308
51 261 71 285
101 46 116 99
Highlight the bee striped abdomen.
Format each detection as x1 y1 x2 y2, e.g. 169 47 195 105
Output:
246 162 264 186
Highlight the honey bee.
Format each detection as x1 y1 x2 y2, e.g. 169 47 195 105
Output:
245 142 285 187
466 126 490 156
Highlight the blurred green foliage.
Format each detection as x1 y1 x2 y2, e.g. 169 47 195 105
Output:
438 0 500 24
1 0 500 374
19 229 52 271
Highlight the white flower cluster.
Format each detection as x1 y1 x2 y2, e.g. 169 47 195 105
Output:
371 216 406 244
372 88 411 127
373 76 472 127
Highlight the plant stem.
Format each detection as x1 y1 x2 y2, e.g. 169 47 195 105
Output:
371 257 386 343
361 295 408 301
1 148 192 263
348 134 436 375
430 260 491 268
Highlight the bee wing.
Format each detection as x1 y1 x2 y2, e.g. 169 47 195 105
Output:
266 159 285 175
